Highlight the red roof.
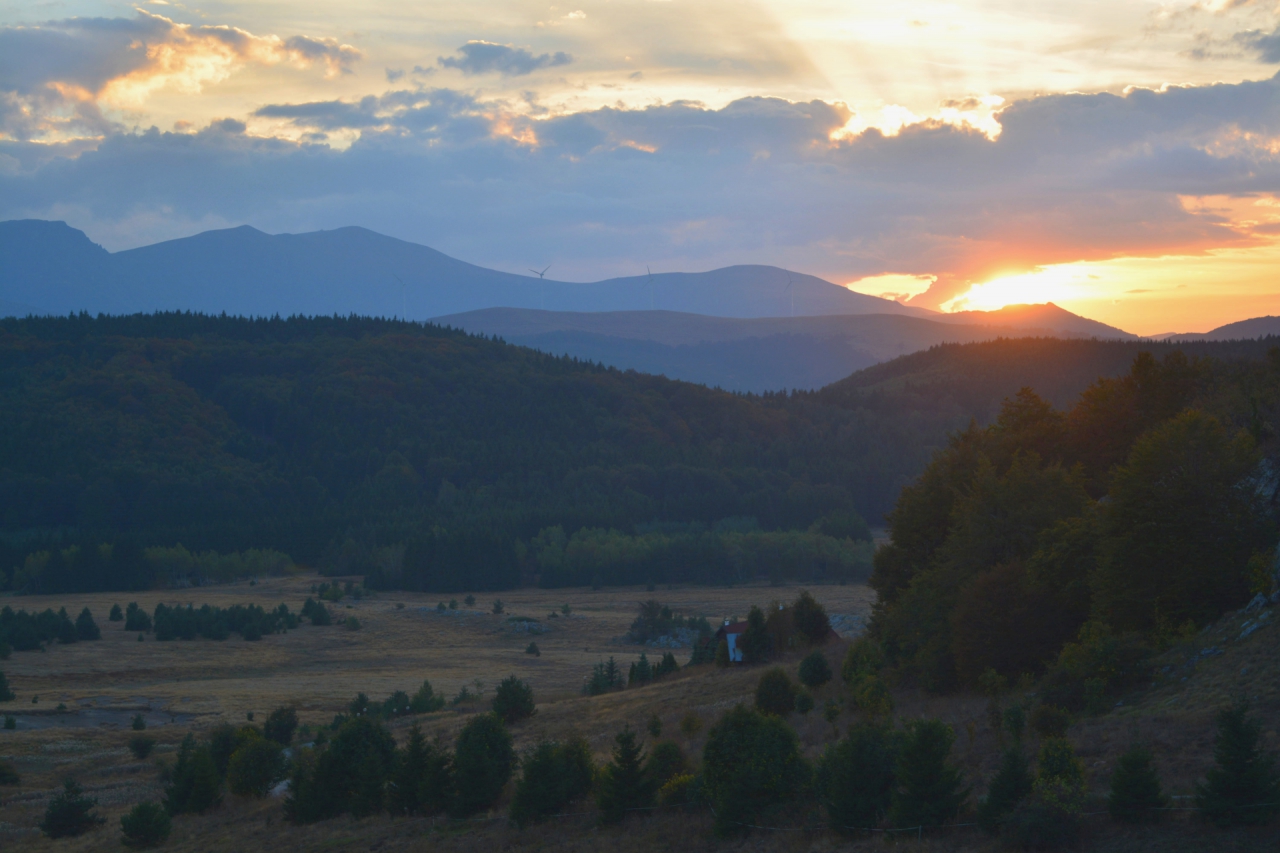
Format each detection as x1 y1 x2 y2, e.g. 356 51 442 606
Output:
715 621 749 637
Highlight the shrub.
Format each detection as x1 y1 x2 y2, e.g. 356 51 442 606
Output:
645 740 687 786
3 714 14 729
1004 704 1027 742
451 713 516 817
207 723 240 776
852 674 893 720
755 667 796 716
888 719 967 829
841 637 885 686
702 704 810 836
132 713 146 731
817 723 897 831
795 689 815 715
510 737 594 827
344 616 361 631
164 735 222 815
1007 738 1085 847
492 675 536 724
714 638 730 668
41 778 105 838
120 801 171 848
791 590 831 645
228 737 285 797
798 650 833 689
0 670 14 702
492 599 504 615
264 706 298 745
1108 745 1167 822
597 725 655 823
410 679 446 714
129 734 156 760
977 748 1033 833
285 716 397 822
1196 698 1280 826
1030 704 1071 739
0 757 19 785
388 725 454 816
465 595 476 607
381 690 412 718
679 712 702 738
525 641 540 656
658 773 694 805
647 713 663 738
109 604 124 622
75 607 101 641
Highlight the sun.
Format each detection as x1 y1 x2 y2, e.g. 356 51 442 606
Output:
941 267 1090 313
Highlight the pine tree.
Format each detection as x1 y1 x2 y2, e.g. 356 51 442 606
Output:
888 719 967 828
1108 745 1167 822
596 725 655 823
109 604 123 622
74 607 100 640
491 675 535 724
510 737 595 827
978 748 1033 832
754 667 797 716
389 725 429 815
40 778 104 838
817 723 897 831
164 735 223 815
739 606 771 663
120 801 171 848
1196 698 1280 827
0 669 14 702
451 713 515 817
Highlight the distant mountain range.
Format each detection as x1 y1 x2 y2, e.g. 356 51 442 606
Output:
0 219 927 320
435 305 1137 391
1154 316 1280 342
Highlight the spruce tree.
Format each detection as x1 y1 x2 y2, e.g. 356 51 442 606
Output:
451 713 515 817
1196 698 1280 827
40 778 104 838
0 758 20 785
816 723 897 831
739 606 771 663
754 667 797 716
596 725 655 823
0 669 14 702
492 675 535 724
888 718 967 829
74 607 100 640
978 748 1033 832
109 604 123 622
120 801 171 848
1108 745 1167 822
164 735 223 815
510 737 595 827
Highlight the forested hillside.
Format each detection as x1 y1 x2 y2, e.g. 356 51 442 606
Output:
1 313 1276 595
867 345 1280 697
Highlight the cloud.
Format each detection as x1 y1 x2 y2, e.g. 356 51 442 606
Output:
1235 27 1280 62
3 74 1279 308
438 41 572 76
0 12 361 141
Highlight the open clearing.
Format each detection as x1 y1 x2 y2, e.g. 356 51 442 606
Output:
3 578 1279 852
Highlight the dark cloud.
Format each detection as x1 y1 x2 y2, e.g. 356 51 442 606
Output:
3 74 1280 307
438 41 572 76
1235 27 1280 63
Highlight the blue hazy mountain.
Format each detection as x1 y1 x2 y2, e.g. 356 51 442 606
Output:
0 219 931 320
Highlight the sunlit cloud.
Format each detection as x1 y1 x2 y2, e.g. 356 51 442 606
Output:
847 273 936 303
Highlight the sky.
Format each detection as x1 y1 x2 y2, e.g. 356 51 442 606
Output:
1 1 1279 334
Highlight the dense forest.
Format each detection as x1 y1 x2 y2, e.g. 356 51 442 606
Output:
867 346 1280 697
0 312 1276 593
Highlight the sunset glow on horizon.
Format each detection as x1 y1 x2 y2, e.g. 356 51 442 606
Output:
2 0 1279 333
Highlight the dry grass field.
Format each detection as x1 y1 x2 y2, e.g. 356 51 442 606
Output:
2 577 1278 852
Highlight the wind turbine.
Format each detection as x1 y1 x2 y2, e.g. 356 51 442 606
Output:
529 265 551 310
393 274 406 320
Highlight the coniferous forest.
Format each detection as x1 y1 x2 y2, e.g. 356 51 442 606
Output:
0 312 1277 594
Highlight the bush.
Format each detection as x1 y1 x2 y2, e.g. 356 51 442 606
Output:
410 679 446 714
888 719 967 829
1007 738 1085 847
645 740 687 786
164 735 222 815
795 689 815 715
658 773 694 805
1030 704 1071 739
285 716 397 822
451 713 515 817
851 674 893 720
129 734 156 760
264 706 298 745
679 711 703 738
3 714 14 729
132 713 147 731
816 723 897 831
525 641 540 656
492 675 535 724
465 595 476 607
755 667 796 716
0 757 19 785
388 724 454 816
0 670 13 702
841 637 885 686
227 737 285 797
1196 698 1280 826
791 590 831 645
510 737 594 827
41 778 105 838
120 802 170 848
702 704 810 836
978 748 1033 833
1108 745 1167 822
596 725 655 823
344 616 361 631
75 607 101 641
647 713 663 738
798 650 833 689
492 599 504 615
